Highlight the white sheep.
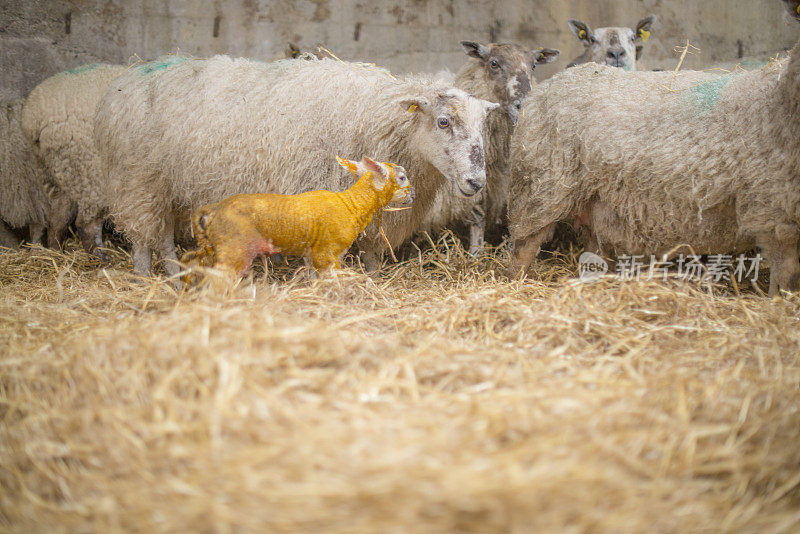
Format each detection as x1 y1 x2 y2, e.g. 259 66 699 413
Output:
421 41 559 255
566 15 656 71
508 0 800 297
94 55 499 276
0 99 50 248
21 63 127 256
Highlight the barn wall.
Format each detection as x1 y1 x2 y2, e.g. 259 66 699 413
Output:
1 0 798 99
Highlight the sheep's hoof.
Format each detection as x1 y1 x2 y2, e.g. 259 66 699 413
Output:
468 246 484 258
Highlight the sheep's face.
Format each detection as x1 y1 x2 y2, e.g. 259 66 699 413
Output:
783 0 800 21
460 42 559 124
402 89 499 198
568 16 656 71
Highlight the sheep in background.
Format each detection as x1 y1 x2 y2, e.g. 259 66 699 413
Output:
566 15 656 70
183 156 413 278
21 63 127 256
508 0 800 297
0 99 51 248
422 41 559 255
95 55 498 276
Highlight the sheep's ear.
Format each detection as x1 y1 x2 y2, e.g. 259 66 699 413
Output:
534 47 560 65
362 157 389 188
634 15 656 45
461 41 490 60
567 20 593 46
782 1 800 20
633 16 656 60
399 97 430 115
482 100 501 114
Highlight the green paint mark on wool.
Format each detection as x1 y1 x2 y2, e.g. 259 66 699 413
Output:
137 56 189 75
687 74 734 112
64 63 100 75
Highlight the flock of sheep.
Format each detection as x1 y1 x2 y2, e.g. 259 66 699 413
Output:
2 0 799 296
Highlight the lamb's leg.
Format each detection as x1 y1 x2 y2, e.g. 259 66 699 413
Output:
468 202 486 257
760 233 800 297
132 244 152 276
311 247 338 274
46 193 76 250
0 221 20 249
508 223 555 278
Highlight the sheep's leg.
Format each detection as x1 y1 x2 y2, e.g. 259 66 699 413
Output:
0 221 20 249
760 234 800 297
361 249 382 272
508 223 555 278
468 202 486 257
584 230 601 255
158 216 182 278
46 193 76 250
28 223 45 245
132 245 153 276
77 214 107 262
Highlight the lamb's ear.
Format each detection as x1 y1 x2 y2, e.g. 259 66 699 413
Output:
362 157 389 188
567 20 593 46
399 97 430 115
534 47 560 65
461 41 490 60
782 0 800 21
336 156 363 178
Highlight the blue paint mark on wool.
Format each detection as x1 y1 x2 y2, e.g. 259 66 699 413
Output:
137 56 189 75
687 75 734 112
64 64 100 75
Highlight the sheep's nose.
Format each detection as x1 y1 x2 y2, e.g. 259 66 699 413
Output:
607 48 626 59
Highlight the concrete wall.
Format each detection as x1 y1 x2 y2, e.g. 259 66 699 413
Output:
1 0 798 100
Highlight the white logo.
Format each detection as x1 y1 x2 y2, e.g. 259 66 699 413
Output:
578 252 608 282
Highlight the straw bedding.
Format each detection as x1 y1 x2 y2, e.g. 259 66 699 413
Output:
1 238 799 532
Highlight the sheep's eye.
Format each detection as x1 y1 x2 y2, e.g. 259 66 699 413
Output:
437 117 449 129
489 59 500 69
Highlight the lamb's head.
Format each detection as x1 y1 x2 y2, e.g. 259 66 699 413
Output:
460 41 560 124
400 89 499 198
337 156 414 206
783 0 800 20
567 15 656 70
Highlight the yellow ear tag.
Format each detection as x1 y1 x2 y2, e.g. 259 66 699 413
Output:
797 4 800 14
578 29 587 40
407 104 418 113
639 29 650 43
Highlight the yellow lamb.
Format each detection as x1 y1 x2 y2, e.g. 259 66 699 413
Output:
182 156 414 278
